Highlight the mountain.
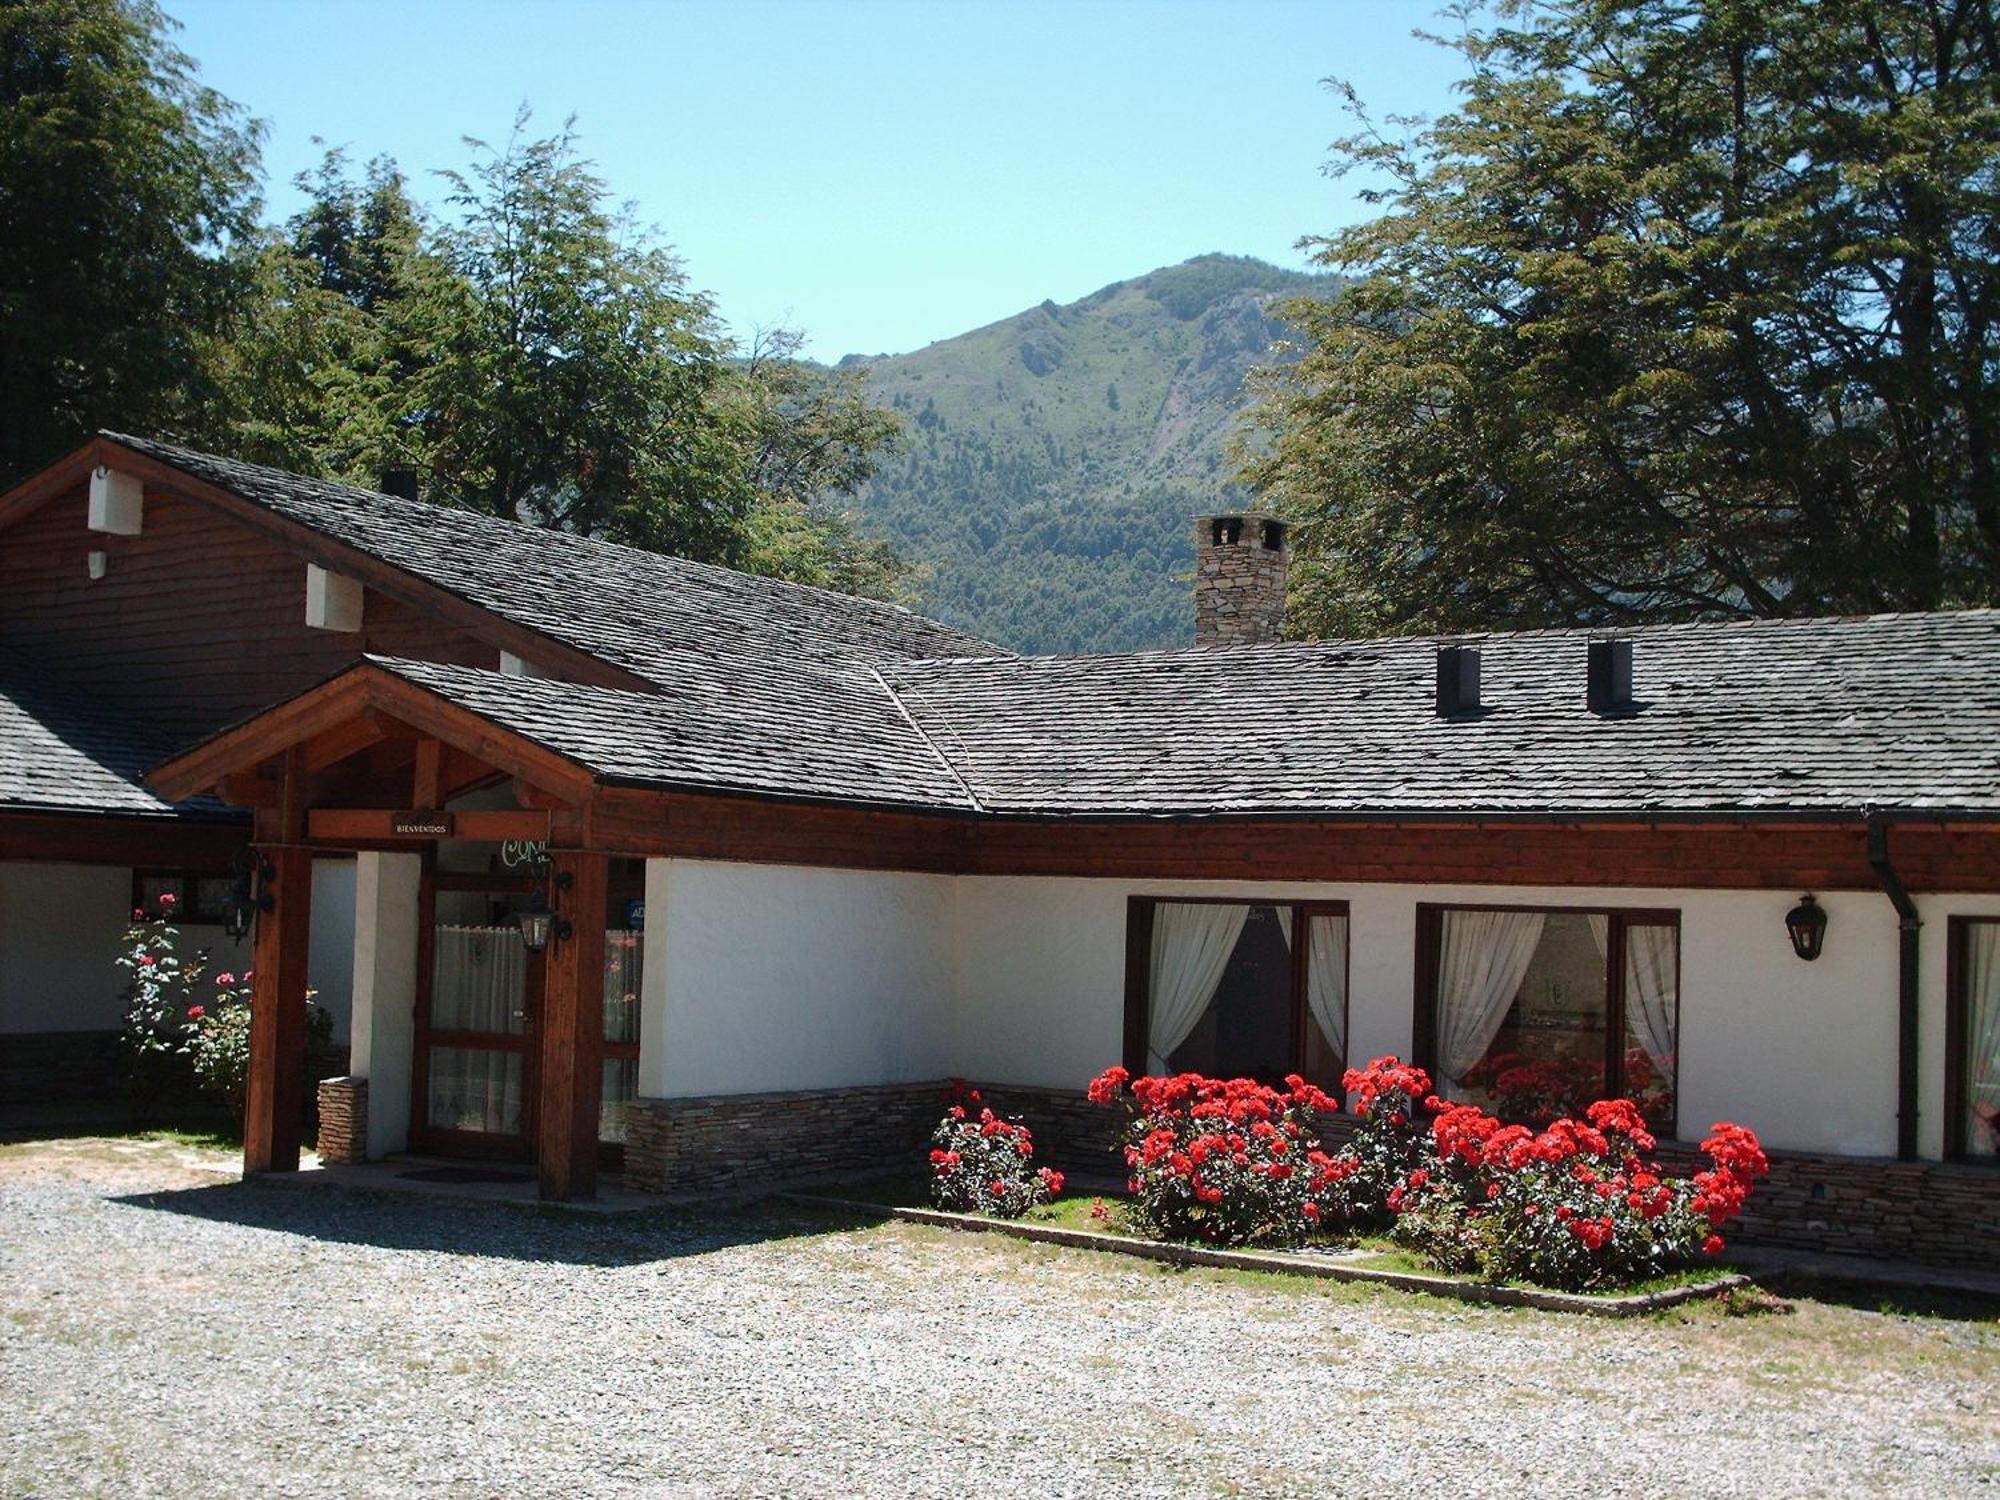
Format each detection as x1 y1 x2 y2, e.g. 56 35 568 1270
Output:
837 254 1335 655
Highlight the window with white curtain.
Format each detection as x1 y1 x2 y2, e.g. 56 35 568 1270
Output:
1950 918 2000 1160
1419 905 1679 1133
1128 899 1347 1086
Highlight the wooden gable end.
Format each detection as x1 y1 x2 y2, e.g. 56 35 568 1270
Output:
0 479 501 747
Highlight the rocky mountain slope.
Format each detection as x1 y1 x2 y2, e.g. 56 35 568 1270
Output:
839 255 1333 654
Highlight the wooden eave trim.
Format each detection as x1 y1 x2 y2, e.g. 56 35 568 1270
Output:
71 437 653 694
0 443 104 533
146 663 598 807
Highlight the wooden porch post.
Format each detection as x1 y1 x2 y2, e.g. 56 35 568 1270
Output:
243 843 312 1173
538 851 607 1200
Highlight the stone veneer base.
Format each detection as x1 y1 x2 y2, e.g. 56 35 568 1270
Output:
622 1082 1999 1271
315 1077 368 1166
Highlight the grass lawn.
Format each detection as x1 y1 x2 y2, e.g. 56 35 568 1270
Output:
822 1174 1787 1302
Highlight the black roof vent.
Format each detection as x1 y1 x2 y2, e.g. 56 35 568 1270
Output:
1587 638 1634 713
1436 643 1481 717
379 468 420 502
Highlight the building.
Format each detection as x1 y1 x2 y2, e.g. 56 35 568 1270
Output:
3 434 1996 1267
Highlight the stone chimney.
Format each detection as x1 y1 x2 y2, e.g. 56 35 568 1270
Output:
1193 511 1289 646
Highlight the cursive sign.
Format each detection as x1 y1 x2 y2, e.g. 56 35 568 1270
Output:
500 839 549 869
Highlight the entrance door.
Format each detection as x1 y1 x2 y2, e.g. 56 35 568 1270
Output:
410 867 542 1158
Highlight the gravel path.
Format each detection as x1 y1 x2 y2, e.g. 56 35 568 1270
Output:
2 1138 1994 1499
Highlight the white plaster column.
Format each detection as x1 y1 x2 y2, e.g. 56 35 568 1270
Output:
349 851 421 1158
638 858 672 1097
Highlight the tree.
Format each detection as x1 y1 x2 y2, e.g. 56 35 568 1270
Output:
0 0 261 482
1249 0 2000 638
411 110 757 564
196 149 438 479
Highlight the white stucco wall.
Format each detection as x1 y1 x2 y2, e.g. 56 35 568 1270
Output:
948 875 1971 1160
638 858 956 1098
0 858 356 1036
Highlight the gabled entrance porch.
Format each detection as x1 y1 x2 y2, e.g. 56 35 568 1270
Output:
147 662 633 1200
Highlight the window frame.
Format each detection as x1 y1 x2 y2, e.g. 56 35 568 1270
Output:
1944 916 1999 1165
1411 901 1682 1138
131 868 237 926
1121 895 1351 1083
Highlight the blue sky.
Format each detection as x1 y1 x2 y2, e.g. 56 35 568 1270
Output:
166 1 1468 359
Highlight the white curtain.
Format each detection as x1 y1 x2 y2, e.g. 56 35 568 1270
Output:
1968 923 2000 1156
1587 914 1609 960
1623 923 1679 1076
1274 906 1294 948
427 1048 522 1134
1437 910 1547 1097
427 925 528 1136
604 929 642 1044
1306 913 1347 1061
1147 903 1249 1071
431 926 526 1034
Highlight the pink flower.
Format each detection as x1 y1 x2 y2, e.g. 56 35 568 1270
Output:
136 954 155 967
159 892 176 907
214 973 235 987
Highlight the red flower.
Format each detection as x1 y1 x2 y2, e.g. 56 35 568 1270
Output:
1086 1066 1130 1105
185 1005 204 1020
158 892 176 907
136 954 155 967
1702 1234 1725 1256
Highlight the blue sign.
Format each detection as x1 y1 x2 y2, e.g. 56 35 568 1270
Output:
625 898 645 932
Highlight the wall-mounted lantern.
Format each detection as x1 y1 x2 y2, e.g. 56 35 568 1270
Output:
224 854 275 942
1785 894 1828 961
516 865 574 954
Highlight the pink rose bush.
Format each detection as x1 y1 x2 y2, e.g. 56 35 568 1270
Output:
929 1083 1064 1218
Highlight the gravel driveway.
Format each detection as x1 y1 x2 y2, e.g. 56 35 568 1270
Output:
2 1137 1994 1498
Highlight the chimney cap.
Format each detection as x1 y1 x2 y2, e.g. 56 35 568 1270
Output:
1197 511 1288 551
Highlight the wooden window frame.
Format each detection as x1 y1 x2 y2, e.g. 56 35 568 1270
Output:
132 868 237 926
1121 895 1351 1083
1412 901 1683 1138
1944 916 1999 1165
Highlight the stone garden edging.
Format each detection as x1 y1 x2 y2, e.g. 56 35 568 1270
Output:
783 1193 1750 1318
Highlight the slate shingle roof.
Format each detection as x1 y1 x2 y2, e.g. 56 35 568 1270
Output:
370 657 976 811
0 661 233 819
97 433 1000 809
24 436 2000 823
879 609 2000 818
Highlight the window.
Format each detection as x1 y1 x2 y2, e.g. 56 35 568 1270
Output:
1946 918 2000 1162
132 869 236 925
1415 904 1679 1133
1124 899 1348 1086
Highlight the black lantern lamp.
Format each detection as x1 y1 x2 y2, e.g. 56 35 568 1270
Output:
224 853 275 942
1785 894 1828 961
516 866 574 954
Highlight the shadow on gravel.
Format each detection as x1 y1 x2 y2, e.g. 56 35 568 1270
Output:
112 1178 883 1268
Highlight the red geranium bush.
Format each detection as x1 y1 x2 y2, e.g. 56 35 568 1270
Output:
1086 1066 1348 1246
1392 1092 1770 1290
929 1085 1064 1218
1336 1056 1440 1225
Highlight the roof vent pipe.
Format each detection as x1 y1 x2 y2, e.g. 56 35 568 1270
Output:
1435 643 1481 717
1587 638 1633 713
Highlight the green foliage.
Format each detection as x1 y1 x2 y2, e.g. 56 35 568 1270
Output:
0 0 262 479
845 255 1334 651
187 970 332 1120
3 6 908 600
1250 0 2000 638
